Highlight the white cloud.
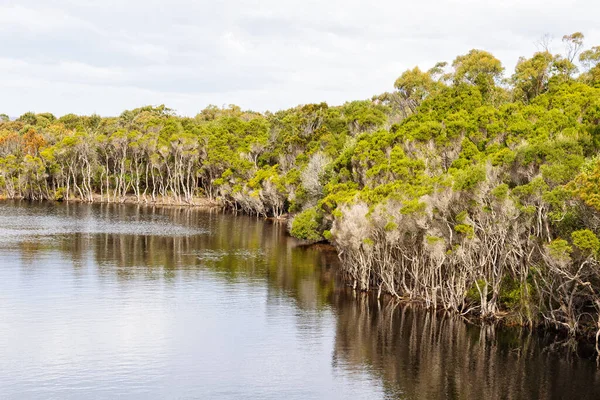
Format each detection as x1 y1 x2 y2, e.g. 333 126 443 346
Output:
112 41 171 63
0 0 599 117
0 3 99 34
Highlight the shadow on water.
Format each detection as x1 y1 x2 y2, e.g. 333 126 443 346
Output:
3 200 600 399
332 292 600 399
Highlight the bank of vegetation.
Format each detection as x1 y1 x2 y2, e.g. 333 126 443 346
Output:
2 33 600 345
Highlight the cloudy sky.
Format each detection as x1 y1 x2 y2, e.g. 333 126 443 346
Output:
1 0 599 117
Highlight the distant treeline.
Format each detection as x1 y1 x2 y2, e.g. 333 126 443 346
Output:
2 33 600 345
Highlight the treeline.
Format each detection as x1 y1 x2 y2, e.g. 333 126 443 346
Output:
2 33 600 343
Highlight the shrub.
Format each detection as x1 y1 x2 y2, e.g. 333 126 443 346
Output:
290 207 323 241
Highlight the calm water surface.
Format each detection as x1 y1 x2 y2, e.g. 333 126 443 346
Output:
1 201 600 399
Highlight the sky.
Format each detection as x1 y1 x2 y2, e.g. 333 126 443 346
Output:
0 0 599 118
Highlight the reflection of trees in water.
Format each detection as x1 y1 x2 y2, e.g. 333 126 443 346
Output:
332 293 600 399
16 202 339 311
12 202 600 399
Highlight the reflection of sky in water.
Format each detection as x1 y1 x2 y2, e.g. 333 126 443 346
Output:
0 201 389 400
0 204 207 244
0 252 386 400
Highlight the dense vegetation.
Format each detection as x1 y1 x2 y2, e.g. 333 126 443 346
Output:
2 33 600 345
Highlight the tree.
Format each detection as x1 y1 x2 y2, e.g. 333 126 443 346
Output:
511 51 554 102
580 46 600 86
1 41 600 345
452 49 504 96
17 112 37 126
563 32 585 62
394 67 435 113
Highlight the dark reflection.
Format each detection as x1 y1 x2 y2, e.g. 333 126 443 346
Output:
2 200 600 399
332 293 600 399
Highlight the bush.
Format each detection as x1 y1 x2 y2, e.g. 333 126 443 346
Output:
290 207 323 241
571 229 600 256
54 187 67 201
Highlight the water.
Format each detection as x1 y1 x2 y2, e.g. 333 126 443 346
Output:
1 201 599 399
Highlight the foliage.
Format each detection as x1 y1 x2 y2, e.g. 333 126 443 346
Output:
4 35 600 342
290 207 324 242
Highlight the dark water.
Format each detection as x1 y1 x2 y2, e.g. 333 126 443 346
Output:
1 201 600 399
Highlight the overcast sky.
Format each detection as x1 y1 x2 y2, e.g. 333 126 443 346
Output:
1 0 599 117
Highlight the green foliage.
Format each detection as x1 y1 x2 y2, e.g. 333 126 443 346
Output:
453 165 486 191
452 49 504 97
512 52 554 102
426 235 444 244
385 221 398 232
570 158 600 210
454 224 474 239
499 277 533 311
394 66 438 109
290 207 323 242
466 280 489 303
491 183 509 199
546 239 573 262
54 187 66 201
3 41 600 333
571 229 600 256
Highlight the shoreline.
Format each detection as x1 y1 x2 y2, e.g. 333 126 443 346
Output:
2 196 598 352
63 193 222 208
